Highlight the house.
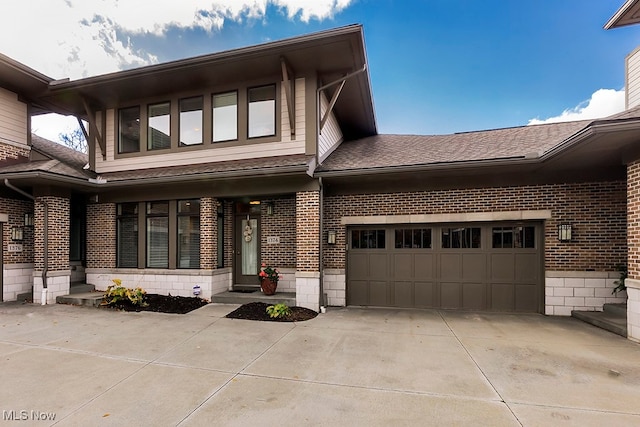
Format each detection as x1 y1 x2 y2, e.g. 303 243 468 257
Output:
0 7 639 342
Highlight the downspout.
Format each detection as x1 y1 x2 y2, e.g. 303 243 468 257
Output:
4 179 49 305
319 176 325 313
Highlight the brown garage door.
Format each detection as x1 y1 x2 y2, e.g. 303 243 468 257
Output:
347 223 543 312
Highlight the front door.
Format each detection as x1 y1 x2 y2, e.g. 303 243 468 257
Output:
234 215 261 287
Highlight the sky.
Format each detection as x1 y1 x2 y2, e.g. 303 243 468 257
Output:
3 0 640 143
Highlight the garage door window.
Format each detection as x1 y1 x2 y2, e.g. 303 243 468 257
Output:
395 228 431 248
492 226 535 248
441 227 481 249
351 229 385 249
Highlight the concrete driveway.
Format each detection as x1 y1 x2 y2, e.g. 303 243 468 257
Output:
0 303 638 426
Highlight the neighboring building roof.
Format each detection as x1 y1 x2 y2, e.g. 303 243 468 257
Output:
605 0 640 29
0 135 92 181
0 53 70 115
317 106 640 175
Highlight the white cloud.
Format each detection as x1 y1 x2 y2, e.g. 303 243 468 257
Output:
0 0 353 80
31 114 84 144
527 88 626 125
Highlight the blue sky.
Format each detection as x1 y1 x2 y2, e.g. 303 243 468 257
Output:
3 0 640 141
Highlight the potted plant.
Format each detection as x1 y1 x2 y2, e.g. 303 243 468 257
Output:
259 263 280 295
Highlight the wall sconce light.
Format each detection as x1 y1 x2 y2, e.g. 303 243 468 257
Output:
558 224 572 242
11 226 24 241
327 230 337 245
266 202 274 216
24 212 34 227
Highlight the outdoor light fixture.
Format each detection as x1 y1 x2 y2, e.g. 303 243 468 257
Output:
558 224 572 242
24 212 34 227
266 202 274 216
327 230 337 245
11 226 23 241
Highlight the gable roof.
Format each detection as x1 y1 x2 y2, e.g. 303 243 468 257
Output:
40 25 376 141
317 106 640 176
605 0 640 29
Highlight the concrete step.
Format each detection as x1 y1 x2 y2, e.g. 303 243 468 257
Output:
603 303 627 317
69 283 95 294
571 309 627 338
56 291 104 307
211 290 296 306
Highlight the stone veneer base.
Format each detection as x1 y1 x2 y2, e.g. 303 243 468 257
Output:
545 271 627 316
625 278 640 343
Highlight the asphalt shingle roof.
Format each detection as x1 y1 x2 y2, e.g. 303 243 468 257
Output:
318 105 640 172
98 154 313 182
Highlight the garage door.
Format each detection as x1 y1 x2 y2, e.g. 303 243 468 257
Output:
347 223 542 312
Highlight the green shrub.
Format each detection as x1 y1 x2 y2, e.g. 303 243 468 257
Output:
612 266 627 295
266 303 291 319
103 279 148 307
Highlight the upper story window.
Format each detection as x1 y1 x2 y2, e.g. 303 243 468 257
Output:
179 97 203 146
248 85 276 138
148 102 171 150
118 106 140 153
213 91 237 142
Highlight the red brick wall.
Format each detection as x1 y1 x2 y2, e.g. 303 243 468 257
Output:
324 181 626 271
224 201 233 268
86 203 116 268
0 197 34 264
200 197 217 269
628 162 640 279
261 196 296 268
34 196 70 271
296 191 320 271
0 144 28 161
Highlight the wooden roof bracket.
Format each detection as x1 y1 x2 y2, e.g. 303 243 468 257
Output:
280 56 296 136
81 97 106 160
317 64 367 134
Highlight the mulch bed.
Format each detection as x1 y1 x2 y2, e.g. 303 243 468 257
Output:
102 294 208 314
226 302 318 322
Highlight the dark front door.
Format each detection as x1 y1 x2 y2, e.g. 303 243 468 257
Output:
234 215 261 287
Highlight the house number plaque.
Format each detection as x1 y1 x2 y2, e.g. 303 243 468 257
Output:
266 236 280 244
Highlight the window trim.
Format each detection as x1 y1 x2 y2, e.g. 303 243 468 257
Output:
179 96 204 147
247 84 277 139
116 202 139 268
177 199 201 269
212 90 238 143
112 80 281 159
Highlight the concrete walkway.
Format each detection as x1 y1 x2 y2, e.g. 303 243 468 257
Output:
0 303 638 426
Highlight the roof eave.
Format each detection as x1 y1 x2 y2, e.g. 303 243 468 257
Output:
604 0 640 29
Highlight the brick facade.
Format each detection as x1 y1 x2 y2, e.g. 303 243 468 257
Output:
34 196 70 272
296 191 320 271
224 200 233 268
200 197 217 269
0 144 29 162
0 197 34 264
261 196 296 268
324 181 626 272
86 203 116 268
628 161 640 280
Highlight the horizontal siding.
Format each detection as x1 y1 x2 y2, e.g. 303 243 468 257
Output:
628 49 640 109
318 92 343 161
0 87 27 145
96 79 307 173
281 78 306 144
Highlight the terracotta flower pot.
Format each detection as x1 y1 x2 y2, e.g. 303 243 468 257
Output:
260 278 278 295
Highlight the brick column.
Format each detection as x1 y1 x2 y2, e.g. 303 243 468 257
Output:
200 197 218 270
86 203 116 268
627 161 640 342
33 196 70 304
295 191 320 311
